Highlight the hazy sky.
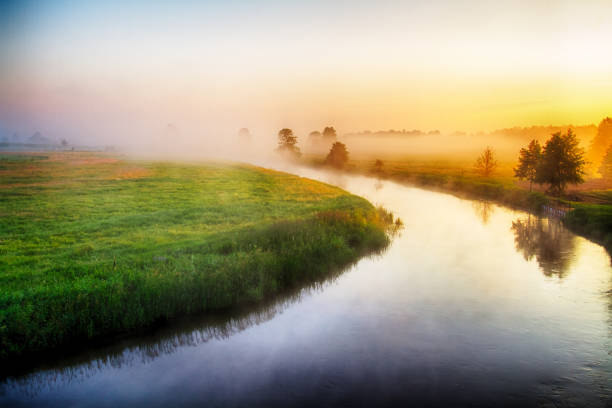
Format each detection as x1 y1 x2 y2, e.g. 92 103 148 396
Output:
1 0 611 144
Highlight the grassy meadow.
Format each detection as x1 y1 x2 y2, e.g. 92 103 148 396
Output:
0 152 395 360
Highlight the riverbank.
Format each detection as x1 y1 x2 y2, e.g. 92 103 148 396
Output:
0 153 396 360
304 157 612 255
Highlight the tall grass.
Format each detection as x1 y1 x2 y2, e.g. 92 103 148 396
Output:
0 153 396 360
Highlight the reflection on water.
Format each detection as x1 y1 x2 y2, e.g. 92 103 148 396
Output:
511 216 577 278
1 165 611 408
472 199 494 224
374 178 384 191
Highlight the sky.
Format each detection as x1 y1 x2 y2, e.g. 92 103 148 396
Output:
1 0 611 146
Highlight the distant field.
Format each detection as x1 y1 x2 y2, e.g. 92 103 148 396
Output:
0 152 393 359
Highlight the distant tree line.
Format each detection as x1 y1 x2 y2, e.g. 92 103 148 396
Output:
275 126 350 169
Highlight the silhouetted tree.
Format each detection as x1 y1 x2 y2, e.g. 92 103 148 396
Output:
322 126 337 141
474 146 497 177
373 159 384 173
60 138 69 147
325 142 349 169
535 129 585 196
588 117 612 170
598 144 612 180
514 139 541 191
276 128 301 158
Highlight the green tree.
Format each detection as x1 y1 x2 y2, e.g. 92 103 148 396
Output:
474 146 497 177
536 129 586 196
514 139 542 191
598 144 612 180
325 142 349 169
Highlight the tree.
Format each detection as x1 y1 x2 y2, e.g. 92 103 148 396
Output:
514 139 541 191
308 130 322 140
322 126 337 141
373 159 384 173
535 129 586 196
238 128 251 142
276 128 301 158
474 146 497 177
325 142 349 169
307 131 322 148
598 143 612 180
588 117 612 170
60 138 69 147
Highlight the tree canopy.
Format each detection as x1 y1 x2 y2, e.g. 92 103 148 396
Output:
325 142 349 169
514 139 541 191
474 146 497 177
535 129 585 196
322 126 337 140
276 128 301 158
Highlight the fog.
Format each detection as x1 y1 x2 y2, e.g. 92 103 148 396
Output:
109 122 598 166
2 0 611 161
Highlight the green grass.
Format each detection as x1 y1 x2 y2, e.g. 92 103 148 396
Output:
0 153 395 360
563 203 612 251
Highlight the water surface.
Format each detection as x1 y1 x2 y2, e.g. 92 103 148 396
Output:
2 166 611 407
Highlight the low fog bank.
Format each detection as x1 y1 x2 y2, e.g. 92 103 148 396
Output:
1 121 603 171
117 122 598 166
329 125 597 163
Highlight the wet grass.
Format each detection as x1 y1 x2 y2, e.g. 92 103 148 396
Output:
0 153 395 360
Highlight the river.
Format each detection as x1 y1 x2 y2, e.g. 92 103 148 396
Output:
1 165 611 407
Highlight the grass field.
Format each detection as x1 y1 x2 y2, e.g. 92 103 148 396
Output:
0 152 395 360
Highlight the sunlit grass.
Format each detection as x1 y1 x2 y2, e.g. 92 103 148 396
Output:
0 153 394 359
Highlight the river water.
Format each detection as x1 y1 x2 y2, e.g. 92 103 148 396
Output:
1 166 611 407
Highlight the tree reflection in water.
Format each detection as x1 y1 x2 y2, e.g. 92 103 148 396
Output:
511 215 576 278
472 200 494 225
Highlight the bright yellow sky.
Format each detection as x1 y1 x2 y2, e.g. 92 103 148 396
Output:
1 0 611 144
